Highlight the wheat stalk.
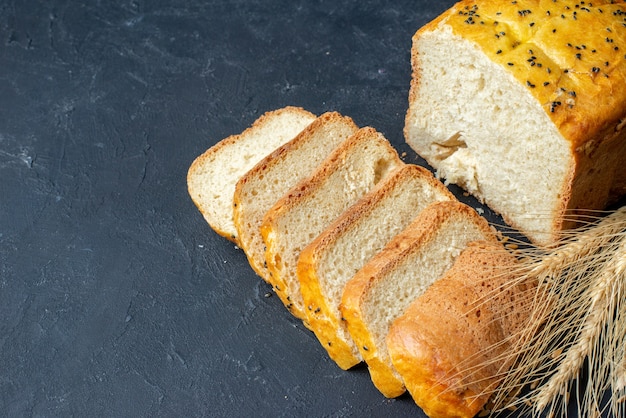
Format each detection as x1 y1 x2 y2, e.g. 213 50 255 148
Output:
475 207 626 417
535 234 626 412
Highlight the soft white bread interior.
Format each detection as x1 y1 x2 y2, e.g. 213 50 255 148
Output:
405 0 626 246
340 200 499 398
234 112 358 281
187 107 316 243
261 127 403 320
387 240 533 418
297 164 454 370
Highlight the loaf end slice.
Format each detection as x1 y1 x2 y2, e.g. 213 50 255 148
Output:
187 107 316 243
340 200 498 398
297 164 454 370
234 112 358 281
387 240 534 418
261 127 403 320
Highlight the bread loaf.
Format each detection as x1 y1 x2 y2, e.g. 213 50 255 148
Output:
387 240 533 418
404 0 626 245
261 127 403 320
234 112 358 281
187 107 316 243
297 164 454 370
340 201 499 398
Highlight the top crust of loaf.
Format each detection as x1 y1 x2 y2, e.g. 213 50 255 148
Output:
187 107 316 243
416 0 626 149
387 240 531 418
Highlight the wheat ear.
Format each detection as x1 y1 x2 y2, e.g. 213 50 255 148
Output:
534 233 626 412
489 207 626 415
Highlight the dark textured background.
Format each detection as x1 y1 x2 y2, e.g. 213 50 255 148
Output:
0 0 516 416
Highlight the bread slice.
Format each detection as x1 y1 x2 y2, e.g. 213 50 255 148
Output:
261 127 404 320
297 164 455 370
387 240 533 418
233 112 359 281
340 200 498 398
187 106 316 243
404 0 626 245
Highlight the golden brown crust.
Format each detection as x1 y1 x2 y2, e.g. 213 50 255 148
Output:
340 201 499 398
439 0 626 150
387 240 533 418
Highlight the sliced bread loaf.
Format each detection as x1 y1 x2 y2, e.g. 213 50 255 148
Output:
187 106 316 243
233 112 359 281
340 200 498 398
387 240 533 418
261 127 404 320
297 164 455 370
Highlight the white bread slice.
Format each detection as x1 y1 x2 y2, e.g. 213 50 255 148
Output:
187 107 316 243
340 201 498 398
404 0 626 245
297 164 455 370
261 127 403 320
233 112 359 281
387 240 532 418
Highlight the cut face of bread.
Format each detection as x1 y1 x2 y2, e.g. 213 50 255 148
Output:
405 0 626 245
187 107 316 243
261 127 403 320
387 240 533 418
234 113 358 281
297 165 454 370
340 201 498 398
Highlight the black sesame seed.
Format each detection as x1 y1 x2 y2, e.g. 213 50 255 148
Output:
527 80 536 88
543 81 551 86
575 53 582 59
497 49 503 54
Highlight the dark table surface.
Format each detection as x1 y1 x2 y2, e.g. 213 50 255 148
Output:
0 1 514 416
